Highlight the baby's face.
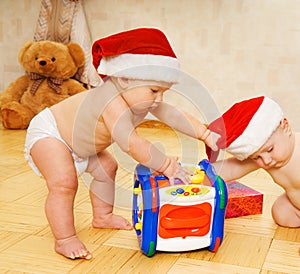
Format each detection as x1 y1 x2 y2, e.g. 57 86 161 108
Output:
121 79 172 114
249 121 294 169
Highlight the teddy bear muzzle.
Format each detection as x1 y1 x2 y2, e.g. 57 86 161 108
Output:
35 58 55 73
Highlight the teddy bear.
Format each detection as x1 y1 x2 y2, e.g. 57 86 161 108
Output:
0 40 87 129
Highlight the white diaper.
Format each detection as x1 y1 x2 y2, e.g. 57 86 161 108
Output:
24 108 88 177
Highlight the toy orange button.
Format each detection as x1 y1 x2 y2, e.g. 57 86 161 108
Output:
191 187 200 193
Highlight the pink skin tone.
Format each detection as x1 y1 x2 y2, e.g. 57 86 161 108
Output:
29 77 216 260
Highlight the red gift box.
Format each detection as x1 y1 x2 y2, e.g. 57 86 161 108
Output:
225 181 263 218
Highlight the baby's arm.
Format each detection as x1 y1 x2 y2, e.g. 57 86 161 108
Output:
102 97 192 183
150 102 218 150
125 130 192 184
212 157 259 182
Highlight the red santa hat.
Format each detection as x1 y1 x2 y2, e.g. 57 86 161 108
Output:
206 96 284 162
92 28 180 83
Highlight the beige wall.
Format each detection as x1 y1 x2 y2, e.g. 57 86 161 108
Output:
1 0 300 129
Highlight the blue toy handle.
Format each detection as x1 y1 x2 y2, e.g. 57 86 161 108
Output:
132 164 159 257
199 159 228 251
199 159 217 186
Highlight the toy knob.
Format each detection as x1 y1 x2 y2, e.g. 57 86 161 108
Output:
134 186 141 195
135 222 142 231
191 171 205 184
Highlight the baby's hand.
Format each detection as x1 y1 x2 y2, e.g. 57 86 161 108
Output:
162 157 193 185
168 164 193 185
202 130 220 151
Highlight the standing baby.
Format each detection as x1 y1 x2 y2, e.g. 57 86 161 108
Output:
25 28 217 259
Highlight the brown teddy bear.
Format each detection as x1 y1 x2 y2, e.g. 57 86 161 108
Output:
0 40 87 129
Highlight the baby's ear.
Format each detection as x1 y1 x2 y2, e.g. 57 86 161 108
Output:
281 118 292 134
280 118 288 127
116 77 129 89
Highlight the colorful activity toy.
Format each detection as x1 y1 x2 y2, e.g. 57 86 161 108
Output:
132 159 228 257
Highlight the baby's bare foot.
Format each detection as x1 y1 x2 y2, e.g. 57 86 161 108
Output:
55 235 92 260
92 213 132 230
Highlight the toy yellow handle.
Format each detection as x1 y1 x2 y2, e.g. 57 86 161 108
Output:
190 172 205 184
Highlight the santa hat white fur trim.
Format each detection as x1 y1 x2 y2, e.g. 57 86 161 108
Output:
227 97 283 160
97 53 180 83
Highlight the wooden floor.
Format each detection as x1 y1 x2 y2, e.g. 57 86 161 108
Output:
0 120 300 274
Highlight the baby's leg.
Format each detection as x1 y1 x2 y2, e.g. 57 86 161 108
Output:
30 138 92 260
86 151 132 230
272 194 300 255
272 193 300 227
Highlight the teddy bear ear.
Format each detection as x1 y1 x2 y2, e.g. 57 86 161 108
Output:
18 41 34 64
67 43 85 68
